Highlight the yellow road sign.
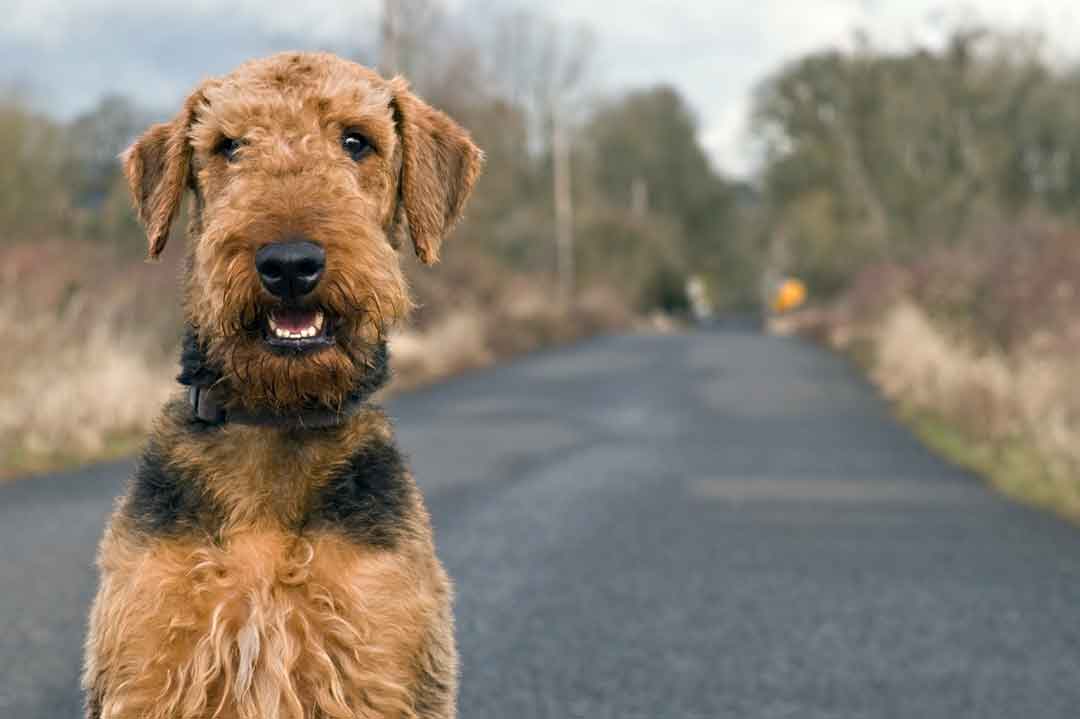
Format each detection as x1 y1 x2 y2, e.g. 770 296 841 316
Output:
772 278 807 313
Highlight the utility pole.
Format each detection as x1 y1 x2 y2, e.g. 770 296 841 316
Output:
630 176 649 220
553 109 574 307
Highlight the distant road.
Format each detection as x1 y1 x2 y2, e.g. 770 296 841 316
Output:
2 330 1079 718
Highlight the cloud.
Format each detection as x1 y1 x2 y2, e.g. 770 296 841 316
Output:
1 0 381 117
552 0 1080 174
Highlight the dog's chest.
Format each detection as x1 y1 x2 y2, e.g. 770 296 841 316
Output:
127 423 417 548
93 417 437 717
94 528 431 719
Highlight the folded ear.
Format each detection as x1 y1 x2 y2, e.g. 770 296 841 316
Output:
390 78 484 265
121 92 200 259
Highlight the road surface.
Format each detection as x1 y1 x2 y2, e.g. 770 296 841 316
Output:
2 330 1079 718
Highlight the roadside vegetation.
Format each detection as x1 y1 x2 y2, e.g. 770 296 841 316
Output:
754 31 1080 521
1 2 742 476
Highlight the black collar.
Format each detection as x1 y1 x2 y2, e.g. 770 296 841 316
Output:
178 327 390 429
186 384 370 428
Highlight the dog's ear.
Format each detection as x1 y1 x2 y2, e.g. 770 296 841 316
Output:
390 78 484 265
121 92 201 260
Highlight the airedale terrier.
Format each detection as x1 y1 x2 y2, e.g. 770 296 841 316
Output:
83 52 483 719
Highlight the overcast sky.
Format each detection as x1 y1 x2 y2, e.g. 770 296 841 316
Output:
5 0 1080 176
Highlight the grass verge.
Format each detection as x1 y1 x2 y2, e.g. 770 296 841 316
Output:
901 404 1080 522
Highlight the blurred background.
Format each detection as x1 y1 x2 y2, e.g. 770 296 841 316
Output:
2 0 1079 523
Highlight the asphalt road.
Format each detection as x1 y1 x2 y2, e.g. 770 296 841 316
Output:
3 329 1079 718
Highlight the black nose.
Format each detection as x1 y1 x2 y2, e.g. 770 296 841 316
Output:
255 240 325 300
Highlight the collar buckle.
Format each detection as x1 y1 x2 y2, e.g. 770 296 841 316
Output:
189 385 227 424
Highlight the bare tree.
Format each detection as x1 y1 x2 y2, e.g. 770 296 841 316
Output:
379 0 399 75
485 10 593 301
379 0 444 81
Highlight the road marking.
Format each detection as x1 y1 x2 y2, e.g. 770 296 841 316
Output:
689 477 983 504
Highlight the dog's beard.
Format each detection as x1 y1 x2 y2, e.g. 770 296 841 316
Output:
204 307 389 413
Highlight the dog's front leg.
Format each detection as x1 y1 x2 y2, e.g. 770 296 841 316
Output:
410 610 459 719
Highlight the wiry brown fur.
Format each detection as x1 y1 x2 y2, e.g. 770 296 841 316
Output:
123 52 481 412
85 52 482 719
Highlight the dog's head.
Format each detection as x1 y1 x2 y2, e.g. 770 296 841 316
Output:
123 52 483 411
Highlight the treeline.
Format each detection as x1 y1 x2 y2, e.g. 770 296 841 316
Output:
753 29 1080 296
1 1 748 312
0 94 149 252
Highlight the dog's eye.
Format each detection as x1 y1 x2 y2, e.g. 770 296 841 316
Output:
341 131 373 161
215 136 243 162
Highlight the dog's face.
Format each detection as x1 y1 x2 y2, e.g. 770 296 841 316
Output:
123 53 482 411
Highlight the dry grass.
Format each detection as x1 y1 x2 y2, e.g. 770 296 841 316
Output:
864 303 1080 518
0 268 175 475
389 284 633 391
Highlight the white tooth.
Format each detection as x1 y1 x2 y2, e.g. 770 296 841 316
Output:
314 312 324 330
269 316 279 330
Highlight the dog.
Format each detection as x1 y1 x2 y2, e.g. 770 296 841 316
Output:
82 52 483 719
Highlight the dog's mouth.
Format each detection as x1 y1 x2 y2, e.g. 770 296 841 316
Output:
262 307 334 351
